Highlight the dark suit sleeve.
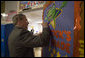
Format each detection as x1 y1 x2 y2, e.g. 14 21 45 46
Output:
18 27 51 48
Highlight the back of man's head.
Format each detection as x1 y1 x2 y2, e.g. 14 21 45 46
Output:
12 14 25 25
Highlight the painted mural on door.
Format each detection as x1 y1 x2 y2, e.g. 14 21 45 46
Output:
42 1 84 57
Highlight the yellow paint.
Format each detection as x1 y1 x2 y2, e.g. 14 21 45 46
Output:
80 55 84 57
53 1 55 4
49 46 51 52
49 20 56 29
79 48 84 53
55 8 63 19
65 54 68 57
56 51 61 57
49 7 63 30
53 49 56 54
80 51 84 54
51 53 54 57
80 45 84 48
79 40 84 44
79 40 84 57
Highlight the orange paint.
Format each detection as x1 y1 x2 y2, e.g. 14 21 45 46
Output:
66 43 70 53
51 30 71 53
63 42 66 51
56 40 59 48
66 47 70 53
52 30 58 38
52 30 71 42
66 35 71 42
61 41 65 50
64 31 71 42
66 43 70 47
59 31 64 39
56 40 70 54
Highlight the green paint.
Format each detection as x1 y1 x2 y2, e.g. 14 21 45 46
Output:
52 1 68 30
48 5 55 14
45 5 56 21
55 1 67 17
48 9 56 21
45 17 47 20
53 1 67 22
45 1 67 29
47 5 56 18
60 1 67 9
47 1 67 21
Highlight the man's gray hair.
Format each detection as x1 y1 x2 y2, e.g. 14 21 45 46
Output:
12 14 25 25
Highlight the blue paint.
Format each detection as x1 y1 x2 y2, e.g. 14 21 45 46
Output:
43 1 74 57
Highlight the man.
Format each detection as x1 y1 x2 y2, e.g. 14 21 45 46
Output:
8 14 51 57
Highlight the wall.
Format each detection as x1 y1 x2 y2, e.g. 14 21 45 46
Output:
1 1 5 13
23 9 43 23
5 1 18 13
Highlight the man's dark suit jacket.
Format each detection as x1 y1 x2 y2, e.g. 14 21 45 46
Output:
8 26 51 57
